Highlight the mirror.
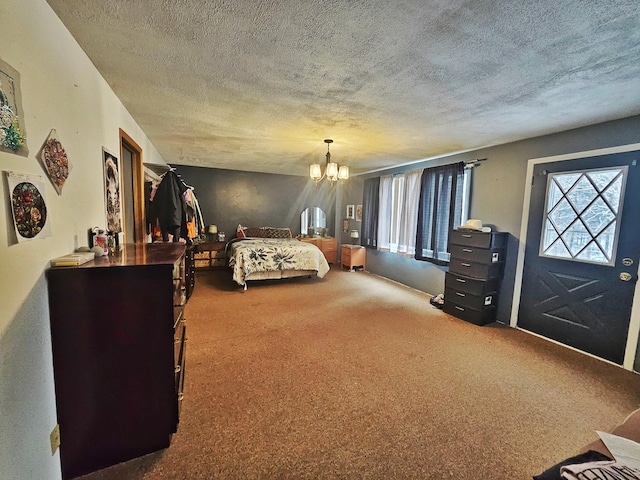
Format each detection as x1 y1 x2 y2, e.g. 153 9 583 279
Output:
301 207 326 237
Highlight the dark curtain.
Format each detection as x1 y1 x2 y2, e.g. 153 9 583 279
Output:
415 162 465 265
361 177 380 249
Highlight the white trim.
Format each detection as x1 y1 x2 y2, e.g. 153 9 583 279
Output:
511 142 640 371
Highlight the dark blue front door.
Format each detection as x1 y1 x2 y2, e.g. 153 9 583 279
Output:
518 150 640 364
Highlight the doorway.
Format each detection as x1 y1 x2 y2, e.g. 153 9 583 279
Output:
119 129 145 243
511 144 640 371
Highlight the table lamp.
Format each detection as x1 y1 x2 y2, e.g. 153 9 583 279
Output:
350 230 359 245
207 224 218 241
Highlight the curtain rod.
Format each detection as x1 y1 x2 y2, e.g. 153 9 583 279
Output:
464 158 487 169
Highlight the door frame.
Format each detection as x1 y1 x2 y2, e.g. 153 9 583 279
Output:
510 142 640 371
119 129 145 244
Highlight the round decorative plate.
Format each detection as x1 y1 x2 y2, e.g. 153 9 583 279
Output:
12 181 47 238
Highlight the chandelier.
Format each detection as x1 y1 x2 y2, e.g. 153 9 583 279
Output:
310 139 349 184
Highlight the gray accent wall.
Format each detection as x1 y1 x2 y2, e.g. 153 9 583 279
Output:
173 166 341 239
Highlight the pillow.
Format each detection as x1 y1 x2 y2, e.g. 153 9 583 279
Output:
242 227 292 239
236 224 246 238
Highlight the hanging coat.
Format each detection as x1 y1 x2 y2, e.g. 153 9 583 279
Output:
151 171 188 242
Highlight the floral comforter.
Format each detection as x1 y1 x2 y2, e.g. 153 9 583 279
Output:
228 238 330 286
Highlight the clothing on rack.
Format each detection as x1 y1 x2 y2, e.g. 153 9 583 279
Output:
150 170 190 243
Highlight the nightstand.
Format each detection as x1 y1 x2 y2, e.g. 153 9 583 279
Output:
341 245 366 271
194 241 227 269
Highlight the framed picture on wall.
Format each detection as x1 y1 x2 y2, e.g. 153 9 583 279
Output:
356 205 362 222
346 204 355 219
103 147 123 233
0 57 28 156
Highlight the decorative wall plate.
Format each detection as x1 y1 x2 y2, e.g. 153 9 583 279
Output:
6 171 52 242
40 129 72 194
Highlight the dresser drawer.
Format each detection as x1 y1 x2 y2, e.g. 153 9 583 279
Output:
449 244 505 264
449 230 507 249
445 272 500 295
194 251 210 260
321 238 338 251
449 258 504 279
443 301 497 326
444 287 497 310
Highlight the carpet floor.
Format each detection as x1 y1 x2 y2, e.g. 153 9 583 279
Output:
78 266 640 479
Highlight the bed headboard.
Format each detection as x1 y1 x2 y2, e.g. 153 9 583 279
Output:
237 226 293 239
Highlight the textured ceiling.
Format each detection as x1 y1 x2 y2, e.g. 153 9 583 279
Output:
46 0 640 176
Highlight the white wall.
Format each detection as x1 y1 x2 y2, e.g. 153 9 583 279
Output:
0 1 167 478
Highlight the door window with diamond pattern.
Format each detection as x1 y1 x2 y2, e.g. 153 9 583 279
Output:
540 166 627 266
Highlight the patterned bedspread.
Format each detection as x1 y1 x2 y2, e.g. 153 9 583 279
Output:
228 238 330 286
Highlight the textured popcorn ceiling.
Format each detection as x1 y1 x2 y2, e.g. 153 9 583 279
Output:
46 0 640 176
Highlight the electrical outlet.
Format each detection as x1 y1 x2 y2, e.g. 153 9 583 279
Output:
50 424 60 455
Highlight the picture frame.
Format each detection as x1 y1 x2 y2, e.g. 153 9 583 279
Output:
0 57 28 156
346 204 355 219
343 219 349 232
356 204 362 222
102 147 123 233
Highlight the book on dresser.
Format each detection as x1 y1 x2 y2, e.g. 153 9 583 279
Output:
49 251 95 267
443 229 508 326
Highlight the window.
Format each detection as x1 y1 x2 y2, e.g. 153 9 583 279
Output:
540 167 626 265
377 170 423 255
415 162 468 265
362 161 469 264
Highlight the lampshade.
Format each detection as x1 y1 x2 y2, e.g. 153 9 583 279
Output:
326 162 338 181
350 230 359 239
208 224 218 234
310 164 322 179
338 165 349 180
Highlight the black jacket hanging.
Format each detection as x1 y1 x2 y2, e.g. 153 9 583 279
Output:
151 171 188 242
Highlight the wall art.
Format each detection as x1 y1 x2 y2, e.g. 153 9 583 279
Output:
103 147 122 233
6 171 52 243
0 58 28 156
39 129 71 194
356 204 362 222
346 204 355 219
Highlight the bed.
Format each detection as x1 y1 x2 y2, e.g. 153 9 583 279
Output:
227 227 330 290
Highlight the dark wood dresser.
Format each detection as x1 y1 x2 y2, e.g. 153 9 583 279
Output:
443 230 508 325
46 243 188 479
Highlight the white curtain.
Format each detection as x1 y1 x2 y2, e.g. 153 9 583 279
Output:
377 175 393 251
388 175 405 253
397 169 423 256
